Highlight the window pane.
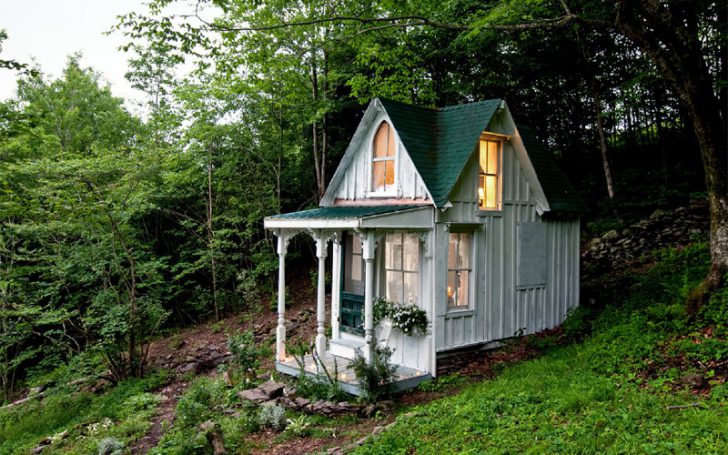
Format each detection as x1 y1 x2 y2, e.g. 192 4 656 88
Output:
387 127 396 157
448 234 457 269
385 158 395 187
403 271 418 304
478 175 486 208
351 252 362 282
403 234 419 272
458 234 470 268
386 270 403 303
487 141 499 174
372 161 385 191
374 123 389 158
479 140 488 173
386 233 402 270
458 271 469 307
485 175 498 209
447 271 457 307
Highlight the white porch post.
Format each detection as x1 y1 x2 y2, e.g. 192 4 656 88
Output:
275 232 289 362
315 233 329 357
331 233 342 340
362 231 376 361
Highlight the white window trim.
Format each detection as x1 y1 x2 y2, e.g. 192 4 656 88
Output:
447 230 474 312
367 117 399 197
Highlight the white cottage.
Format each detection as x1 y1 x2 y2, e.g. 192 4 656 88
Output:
264 98 586 393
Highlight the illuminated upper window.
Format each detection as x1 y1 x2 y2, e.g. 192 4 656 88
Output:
371 121 396 193
478 139 501 210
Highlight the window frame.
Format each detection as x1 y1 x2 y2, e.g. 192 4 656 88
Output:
477 135 503 213
447 230 473 311
368 119 398 197
383 232 420 306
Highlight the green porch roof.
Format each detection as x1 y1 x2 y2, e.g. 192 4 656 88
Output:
379 98 502 207
267 204 424 220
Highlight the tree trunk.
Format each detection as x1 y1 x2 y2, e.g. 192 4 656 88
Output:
207 149 219 322
614 1 727 311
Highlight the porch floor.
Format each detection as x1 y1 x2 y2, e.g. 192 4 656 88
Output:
276 352 431 396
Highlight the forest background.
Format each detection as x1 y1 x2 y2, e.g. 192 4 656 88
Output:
0 0 725 402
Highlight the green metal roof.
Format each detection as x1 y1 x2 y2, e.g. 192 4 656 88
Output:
267 204 424 220
517 125 588 213
379 98 502 207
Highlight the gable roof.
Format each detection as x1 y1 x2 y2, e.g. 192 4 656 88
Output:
378 98 502 207
322 97 585 214
517 125 587 213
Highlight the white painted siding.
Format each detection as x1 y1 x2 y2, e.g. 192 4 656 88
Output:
331 111 430 202
435 122 580 353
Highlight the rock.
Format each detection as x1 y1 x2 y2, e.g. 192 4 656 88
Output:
603 229 618 240
238 388 269 403
293 397 311 409
222 370 234 387
176 362 198 374
259 380 285 399
649 209 666 220
679 373 706 389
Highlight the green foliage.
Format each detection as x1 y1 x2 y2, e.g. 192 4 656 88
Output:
175 377 229 428
562 306 594 341
284 414 311 437
350 343 398 403
226 330 261 375
0 371 165 454
371 298 429 336
97 437 124 455
258 404 287 431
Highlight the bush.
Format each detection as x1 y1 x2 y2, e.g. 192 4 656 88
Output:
562 306 593 341
258 404 287 431
176 377 228 428
226 330 261 379
350 342 398 403
97 437 124 455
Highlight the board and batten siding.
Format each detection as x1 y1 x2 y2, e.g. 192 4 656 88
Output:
331 111 430 202
434 121 580 353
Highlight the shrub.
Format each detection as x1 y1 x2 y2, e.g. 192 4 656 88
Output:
562 306 593 341
258 404 287 431
97 437 124 455
350 342 398 403
285 415 311 437
176 377 227 428
226 330 261 378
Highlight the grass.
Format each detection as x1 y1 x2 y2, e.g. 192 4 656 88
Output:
0 370 169 454
357 243 727 454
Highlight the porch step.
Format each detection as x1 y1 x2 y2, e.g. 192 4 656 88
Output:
329 338 365 359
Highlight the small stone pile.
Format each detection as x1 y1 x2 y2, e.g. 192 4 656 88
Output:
238 380 364 416
582 203 708 276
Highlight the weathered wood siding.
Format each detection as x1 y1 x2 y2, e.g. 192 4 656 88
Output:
434 119 580 353
331 111 431 202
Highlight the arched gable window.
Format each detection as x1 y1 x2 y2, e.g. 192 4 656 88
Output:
371 121 396 193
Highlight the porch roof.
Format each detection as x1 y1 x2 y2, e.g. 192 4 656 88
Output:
264 204 433 230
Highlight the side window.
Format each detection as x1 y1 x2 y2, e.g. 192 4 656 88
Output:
447 232 471 309
478 139 502 210
371 121 396 193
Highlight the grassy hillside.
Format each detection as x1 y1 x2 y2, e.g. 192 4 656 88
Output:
356 243 727 453
1 243 724 454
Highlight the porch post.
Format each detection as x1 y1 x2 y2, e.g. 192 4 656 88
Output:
331 232 342 340
362 231 376 361
275 232 289 362
315 233 329 357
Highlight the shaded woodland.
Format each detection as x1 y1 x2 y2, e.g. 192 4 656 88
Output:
0 0 725 402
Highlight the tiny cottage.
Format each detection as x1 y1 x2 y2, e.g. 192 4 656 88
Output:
264 98 586 394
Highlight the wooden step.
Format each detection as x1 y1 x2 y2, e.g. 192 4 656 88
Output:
329 338 365 359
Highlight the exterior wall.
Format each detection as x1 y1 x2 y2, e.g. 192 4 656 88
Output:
331 111 431 202
434 120 580 353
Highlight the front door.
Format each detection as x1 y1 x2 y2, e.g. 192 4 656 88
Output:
341 233 365 335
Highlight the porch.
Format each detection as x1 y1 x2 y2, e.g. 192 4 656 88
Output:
263 204 435 394
275 352 431 397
